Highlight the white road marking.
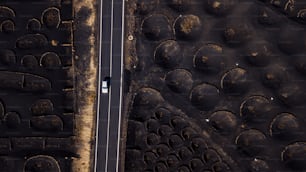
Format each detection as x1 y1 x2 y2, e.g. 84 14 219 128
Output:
105 87 112 172
93 0 103 171
95 0 124 171
105 0 114 171
116 0 125 171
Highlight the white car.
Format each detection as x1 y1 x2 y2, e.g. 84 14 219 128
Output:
102 77 110 94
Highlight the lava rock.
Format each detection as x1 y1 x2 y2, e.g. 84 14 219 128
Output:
0 71 23 90
170 116 188 130
212 162 231 172
30 99 54 115
223 20 252 46
42 7 61 28
156 144 170 157
240 96 270 123
190 83 220 111
178 166 190 172
296 8 306 24
244 41 273 67
179 146 193 160
142 14 172 41
167 0 190 12
154 162 168 172
23 74 52 92
127 120 146 146
258 7 284 26
1 20 14 33
155 107 171 124
144 151 158 165
209 111 237 134
249 158 269 172
270 113 300 140
165 69 193 93
154 40 182 68
277 83 306 107
158 125 173 136
181 127 197 140
261 65 287 89
282 142 306 170
169 134 184 149
4 112 20 129
30 115 63 132
0 6 15 18
191 137 207 152
137 0 158 14
294 55 306 75
205 0 237 16
146 119 160 133
190 158 204 171
24 155 60 172
0 49 16 65
125 149 145 172
133 87 164 108
174 14 203 40
27 18 41 31
146 133 160 145
221 68 250 96
40 52 62 68
203 149 221 165
167 154 180 168
193 44 225 73
22 55 39 69
235 129 266 156
16 34 48 49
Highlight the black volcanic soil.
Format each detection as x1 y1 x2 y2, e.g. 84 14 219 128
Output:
0 1 75 171
124 0 306 171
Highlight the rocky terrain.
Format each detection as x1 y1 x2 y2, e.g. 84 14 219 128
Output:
124 0 306 171
0 1 77 171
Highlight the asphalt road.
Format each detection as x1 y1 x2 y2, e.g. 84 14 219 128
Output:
94 0 124 171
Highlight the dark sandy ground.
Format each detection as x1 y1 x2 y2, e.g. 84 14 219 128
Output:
123 0 306 171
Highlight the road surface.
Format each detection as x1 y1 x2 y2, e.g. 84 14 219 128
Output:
94 0 125 171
